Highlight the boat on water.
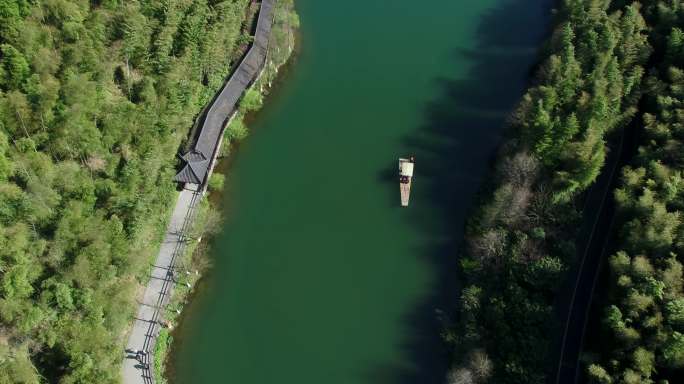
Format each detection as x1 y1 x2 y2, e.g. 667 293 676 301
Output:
399 157 415 207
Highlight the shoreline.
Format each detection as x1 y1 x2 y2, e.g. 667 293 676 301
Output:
157 2 300 383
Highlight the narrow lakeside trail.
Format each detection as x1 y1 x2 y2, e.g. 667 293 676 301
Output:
122 2 275 383
122 186 201 384
172 1 552 383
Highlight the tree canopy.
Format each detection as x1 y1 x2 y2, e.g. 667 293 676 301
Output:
0 0 250 382
586 3 684 382
449 1 652 383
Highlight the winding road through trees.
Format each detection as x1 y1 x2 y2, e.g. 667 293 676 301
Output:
553 122 638 384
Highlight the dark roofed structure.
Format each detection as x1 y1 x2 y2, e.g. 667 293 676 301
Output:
175 150 209 184
175 0 275 186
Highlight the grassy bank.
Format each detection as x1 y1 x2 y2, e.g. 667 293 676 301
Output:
220 0 299 157
155 2 299 383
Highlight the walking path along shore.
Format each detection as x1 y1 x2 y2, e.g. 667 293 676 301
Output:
122 185 201 384
122 1 276 383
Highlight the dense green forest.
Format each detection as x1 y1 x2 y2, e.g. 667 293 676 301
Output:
447 0 652 383
0 0 250 382
586 3 684 383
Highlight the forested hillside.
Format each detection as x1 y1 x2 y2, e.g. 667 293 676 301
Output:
0 0 249 382
447 1 652 383
587 3 684 383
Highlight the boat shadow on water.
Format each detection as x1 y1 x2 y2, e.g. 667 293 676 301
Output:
368 0 553 383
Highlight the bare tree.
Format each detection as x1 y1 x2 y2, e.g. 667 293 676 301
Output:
500 151 539 187
504 183 533 225
469 229 507 265
468 349 493 381
447 367 476 384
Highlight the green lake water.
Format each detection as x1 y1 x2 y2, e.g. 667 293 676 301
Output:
172 1 551 383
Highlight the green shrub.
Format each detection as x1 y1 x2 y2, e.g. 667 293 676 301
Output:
226 115 248 142
208 172 226 192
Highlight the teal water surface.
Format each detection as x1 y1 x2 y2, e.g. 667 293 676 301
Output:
173 1 550 383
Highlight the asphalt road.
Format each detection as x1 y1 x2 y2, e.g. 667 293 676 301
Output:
552 122 638 384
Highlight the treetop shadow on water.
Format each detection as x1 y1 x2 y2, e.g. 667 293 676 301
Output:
171 1 554 383
366 1 552 383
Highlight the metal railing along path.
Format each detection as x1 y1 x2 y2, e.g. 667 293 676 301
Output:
139 188 201 384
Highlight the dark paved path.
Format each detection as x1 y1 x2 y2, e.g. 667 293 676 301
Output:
175 0 275 185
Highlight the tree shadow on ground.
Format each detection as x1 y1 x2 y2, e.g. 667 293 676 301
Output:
365 1 554 383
